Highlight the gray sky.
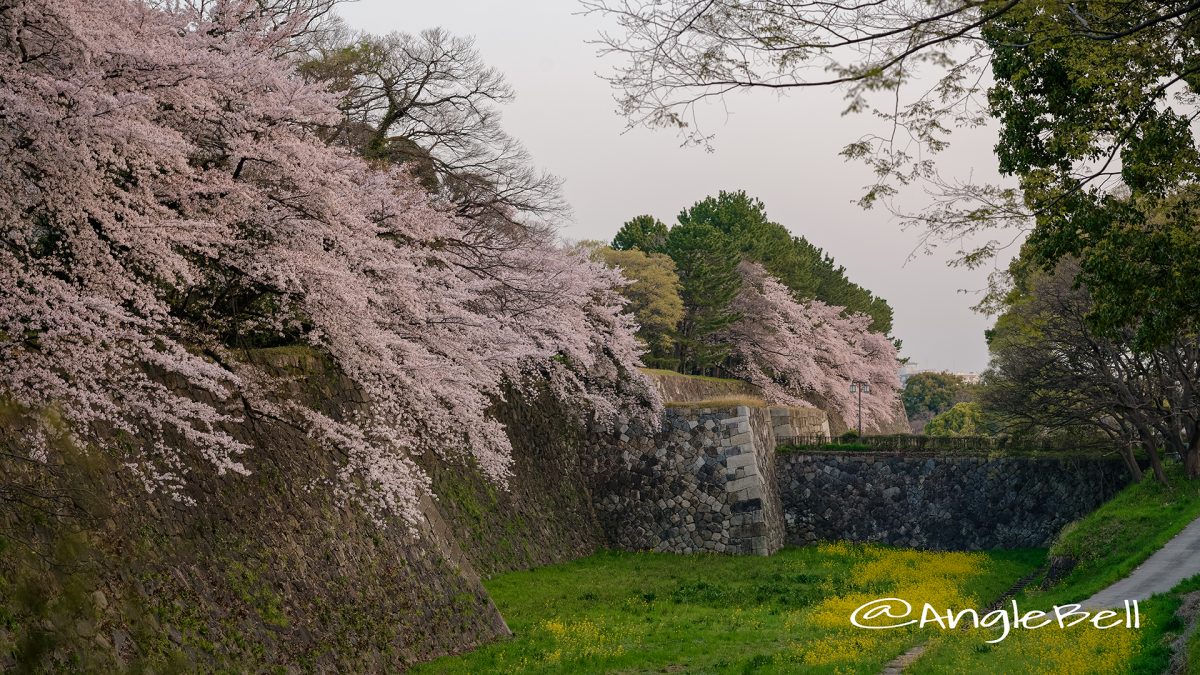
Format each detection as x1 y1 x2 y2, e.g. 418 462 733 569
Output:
338 0 1018 373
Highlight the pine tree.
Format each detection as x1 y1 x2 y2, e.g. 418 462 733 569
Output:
612 214 669 253
664 221 742 374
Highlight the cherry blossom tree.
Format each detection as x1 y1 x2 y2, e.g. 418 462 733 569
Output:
721 262 899 429
0 0 657 527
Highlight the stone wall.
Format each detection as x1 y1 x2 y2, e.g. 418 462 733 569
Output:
4 345 1139 673
770 406 831 443
0 347 627 673
0 348 513 673
420 381 608 578
590 405 790 556
776 452 1131 550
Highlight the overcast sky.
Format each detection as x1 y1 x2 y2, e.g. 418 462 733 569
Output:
337 0 1019 373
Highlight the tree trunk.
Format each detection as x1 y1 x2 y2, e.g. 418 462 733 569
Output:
1146 444 1169 486
1186 445 1200 480
1185 450 1200 480
1120 444 1144 483
1185 430 1200 480
1132 421 1170 485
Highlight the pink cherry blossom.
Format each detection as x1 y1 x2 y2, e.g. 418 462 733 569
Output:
722 262 899 429
0 0 658 527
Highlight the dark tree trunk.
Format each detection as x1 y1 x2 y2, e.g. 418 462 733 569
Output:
1180 429 1200 478
1120 444 1144 483
1186 445 1200 480
1131 421 1169 485
1147 444 1169 486
1184 428 1200 480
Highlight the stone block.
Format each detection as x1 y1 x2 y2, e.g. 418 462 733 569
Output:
725 452 757 470
725 476 759 493
728 431 752 446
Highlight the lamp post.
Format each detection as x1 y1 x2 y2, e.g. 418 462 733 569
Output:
849 381 870 437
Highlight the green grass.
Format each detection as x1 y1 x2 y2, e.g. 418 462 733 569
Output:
1188 597 1200 674
907 586 1185 674
1125 579 1198 675
908 461 1200 674
908 574 1200 675
415 546 1041 674
420 460 1200 674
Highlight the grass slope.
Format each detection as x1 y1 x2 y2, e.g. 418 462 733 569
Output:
416 545 1041 674
1046 462 1200 602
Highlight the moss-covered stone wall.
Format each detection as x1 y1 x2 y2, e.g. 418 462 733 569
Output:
0 348 521 673
418 382 608 578
0 351 1130 672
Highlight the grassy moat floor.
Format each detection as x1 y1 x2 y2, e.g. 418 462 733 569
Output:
419 465 1200 674
416 545 1042 674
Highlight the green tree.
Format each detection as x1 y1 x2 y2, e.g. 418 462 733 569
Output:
678 191 894 333
902 371 970 434
664 221 742 373
983 4 1200 349
924 402 992 437
978 254 1200 483
678 191 818 296
593 247 684 367
805 241 895 337
902 372 968 418
612 215 669 253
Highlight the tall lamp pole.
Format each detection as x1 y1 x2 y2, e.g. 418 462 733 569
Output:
849 381 870 437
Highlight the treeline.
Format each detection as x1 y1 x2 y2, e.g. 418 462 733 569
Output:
582 0 1200 484
901 372 983 436
593 190 895 374
914 244 1200 485
980 253 1200 485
